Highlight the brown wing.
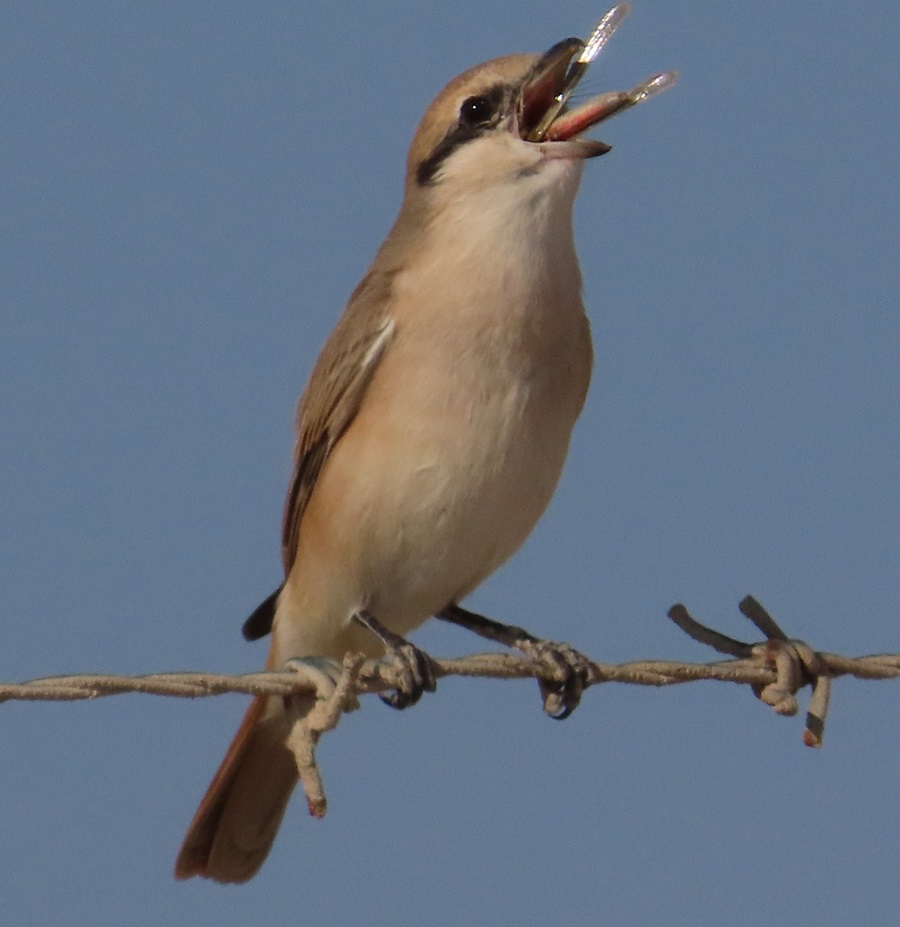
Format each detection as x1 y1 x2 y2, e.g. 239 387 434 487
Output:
280 268 397 575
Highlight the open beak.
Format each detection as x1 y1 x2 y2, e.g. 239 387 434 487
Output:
520 39 585 141
519 3 677 158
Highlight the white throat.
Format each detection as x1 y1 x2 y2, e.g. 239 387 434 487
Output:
418 156 585 310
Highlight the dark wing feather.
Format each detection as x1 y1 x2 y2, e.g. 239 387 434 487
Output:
241 587 281 641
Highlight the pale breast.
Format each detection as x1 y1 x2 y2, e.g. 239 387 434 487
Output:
286 290 591 639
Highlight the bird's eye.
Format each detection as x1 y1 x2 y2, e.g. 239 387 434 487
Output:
459 95 495 127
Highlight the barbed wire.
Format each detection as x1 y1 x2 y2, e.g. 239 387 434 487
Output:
2 597 898 815
2 595 898 712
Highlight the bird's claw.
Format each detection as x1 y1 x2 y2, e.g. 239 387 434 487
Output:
378 640 437 710
523 641 593 720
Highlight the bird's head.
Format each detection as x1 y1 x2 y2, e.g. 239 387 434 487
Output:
402 20 674 218
408 43 606 191
384 8 675 263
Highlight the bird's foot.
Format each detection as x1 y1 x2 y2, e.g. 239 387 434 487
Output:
437 604 592 719
518 639 593 720
353 609 437 710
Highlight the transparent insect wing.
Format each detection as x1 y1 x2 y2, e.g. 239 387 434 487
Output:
562 3 632 105
578 2 631 68
626 71 678 106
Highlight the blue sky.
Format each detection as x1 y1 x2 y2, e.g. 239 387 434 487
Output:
2 2 898 924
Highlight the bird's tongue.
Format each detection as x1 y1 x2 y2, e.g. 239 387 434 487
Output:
544 91 628 141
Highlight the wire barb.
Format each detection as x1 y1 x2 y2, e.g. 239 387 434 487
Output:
668 596 864 748
286 652 366 817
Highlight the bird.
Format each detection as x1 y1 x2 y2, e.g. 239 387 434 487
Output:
175 11 673 884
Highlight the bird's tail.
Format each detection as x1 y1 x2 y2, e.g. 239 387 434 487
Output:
174 692 307 883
